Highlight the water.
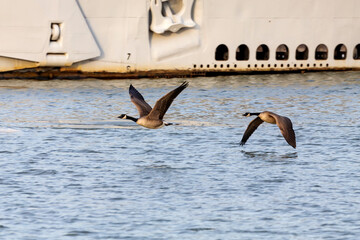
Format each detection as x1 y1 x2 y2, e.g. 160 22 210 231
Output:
0 72 359 239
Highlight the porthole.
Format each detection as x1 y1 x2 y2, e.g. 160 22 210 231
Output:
296 44 309 60
334 44 347 60
215 44 229 61
236 44 250 61
276 44 289 60
353 44 360 59
256 44 270 60
315 44 328 60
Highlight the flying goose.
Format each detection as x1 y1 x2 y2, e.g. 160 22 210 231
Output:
118 81 189 129
240 111 296 148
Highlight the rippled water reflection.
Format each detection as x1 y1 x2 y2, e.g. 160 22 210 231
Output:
0 72 359 239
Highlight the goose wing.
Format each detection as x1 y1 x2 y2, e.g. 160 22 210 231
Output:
240 117 264 145
147 81 189 120
272 114 296 148
129 84 152 117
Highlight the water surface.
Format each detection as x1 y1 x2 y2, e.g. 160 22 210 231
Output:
0 72 359 239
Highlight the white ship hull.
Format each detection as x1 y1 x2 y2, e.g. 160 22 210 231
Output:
1 0 360 78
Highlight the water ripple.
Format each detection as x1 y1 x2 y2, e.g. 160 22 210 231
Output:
0 72 359 239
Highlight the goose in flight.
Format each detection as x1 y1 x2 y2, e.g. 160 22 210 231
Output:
118 81 189 129
240 111 296 148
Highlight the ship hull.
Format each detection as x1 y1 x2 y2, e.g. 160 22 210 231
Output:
1 0 360 78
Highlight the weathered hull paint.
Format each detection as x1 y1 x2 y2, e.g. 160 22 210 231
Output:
1 67 358 80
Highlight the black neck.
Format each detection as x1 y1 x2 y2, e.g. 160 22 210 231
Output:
249 112 261 116
126 115 138 122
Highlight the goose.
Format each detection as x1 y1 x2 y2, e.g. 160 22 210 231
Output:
118 81 189 129
240 111 296 148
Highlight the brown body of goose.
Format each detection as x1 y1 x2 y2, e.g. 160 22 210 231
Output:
240 111 296 148
118 82 189 129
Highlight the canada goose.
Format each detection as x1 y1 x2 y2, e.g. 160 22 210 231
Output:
118 81 189 129
240 111 296 148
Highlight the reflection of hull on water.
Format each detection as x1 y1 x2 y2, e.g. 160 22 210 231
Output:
0 128 21 133
1 0 360 79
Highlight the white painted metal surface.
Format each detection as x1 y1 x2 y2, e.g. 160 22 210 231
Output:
0 0 100 70
1 0 360 77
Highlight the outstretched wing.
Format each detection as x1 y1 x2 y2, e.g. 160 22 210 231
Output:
147 81 189 120
129 84 152 117
240 117 264 146
274 114 296 148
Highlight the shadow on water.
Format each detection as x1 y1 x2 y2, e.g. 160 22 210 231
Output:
241 150 298 162
139 164 194 172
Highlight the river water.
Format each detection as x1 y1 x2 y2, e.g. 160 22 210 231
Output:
0 72 359 239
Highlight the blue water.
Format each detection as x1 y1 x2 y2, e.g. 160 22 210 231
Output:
0 72 359 239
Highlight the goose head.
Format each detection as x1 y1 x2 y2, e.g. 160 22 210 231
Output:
118 114 127 119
